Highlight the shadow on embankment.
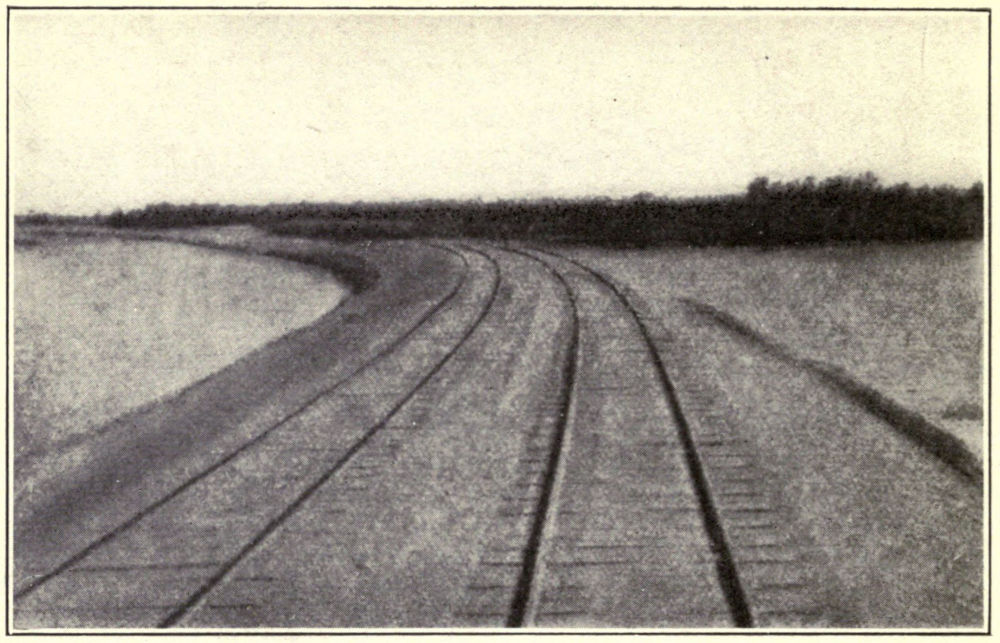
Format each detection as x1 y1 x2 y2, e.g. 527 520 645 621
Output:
680 298 982 486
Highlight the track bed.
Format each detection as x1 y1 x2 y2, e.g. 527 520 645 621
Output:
13 233 984 629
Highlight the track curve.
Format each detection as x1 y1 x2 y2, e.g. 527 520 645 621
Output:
15 242 500 628
158 245 502 627
527 245 983 628
177 241 571 627
475 245 747 627
15 243 471 602
13 234 984 629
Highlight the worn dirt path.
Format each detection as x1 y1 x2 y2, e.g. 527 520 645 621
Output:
12 229 984 630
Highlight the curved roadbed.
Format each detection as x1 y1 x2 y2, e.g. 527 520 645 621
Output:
15 229 465 598
13 229 984 630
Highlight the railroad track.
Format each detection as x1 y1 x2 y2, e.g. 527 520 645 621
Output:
14 242 470 600
489 247 579 627
526 246 753 627
14 238 983 629
495 245 981 628
502 246 798 627
14 239 472 591
453 244 759 627
14 243 502 628
170 241 571 627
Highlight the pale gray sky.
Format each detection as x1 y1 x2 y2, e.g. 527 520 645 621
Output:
9 10 988 215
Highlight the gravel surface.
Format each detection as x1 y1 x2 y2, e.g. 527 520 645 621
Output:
564 241 983 458
639 297 982 627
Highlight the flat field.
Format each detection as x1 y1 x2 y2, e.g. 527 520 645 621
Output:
13 234 347 475
565 240 984 457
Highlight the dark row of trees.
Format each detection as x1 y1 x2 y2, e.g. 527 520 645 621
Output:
15 212 101 225
91 173 983 247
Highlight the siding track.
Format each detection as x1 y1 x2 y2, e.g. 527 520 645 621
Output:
14 243 502 628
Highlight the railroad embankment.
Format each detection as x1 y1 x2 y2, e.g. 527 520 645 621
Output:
14 232 350 486
12 227 983 629
14 227 467 594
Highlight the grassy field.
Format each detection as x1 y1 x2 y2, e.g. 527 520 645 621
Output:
14 234 347 475
566 240 984 458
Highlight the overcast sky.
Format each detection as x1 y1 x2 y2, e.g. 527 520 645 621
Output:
10 10 988 215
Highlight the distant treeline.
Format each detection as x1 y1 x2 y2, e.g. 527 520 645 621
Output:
15 213 103 225
33 173 985 247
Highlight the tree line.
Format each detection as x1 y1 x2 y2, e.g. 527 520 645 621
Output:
69 173 984 247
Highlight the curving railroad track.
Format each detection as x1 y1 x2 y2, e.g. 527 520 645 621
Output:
12 234 984 629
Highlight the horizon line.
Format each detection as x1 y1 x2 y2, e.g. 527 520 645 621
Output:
12 175 985 219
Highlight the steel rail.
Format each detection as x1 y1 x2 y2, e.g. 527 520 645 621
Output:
157 243 503 627
525 246 754 628
15 241 469 601
477 243 579 628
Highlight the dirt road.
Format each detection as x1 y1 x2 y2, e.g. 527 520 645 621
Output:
13 230 983 629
